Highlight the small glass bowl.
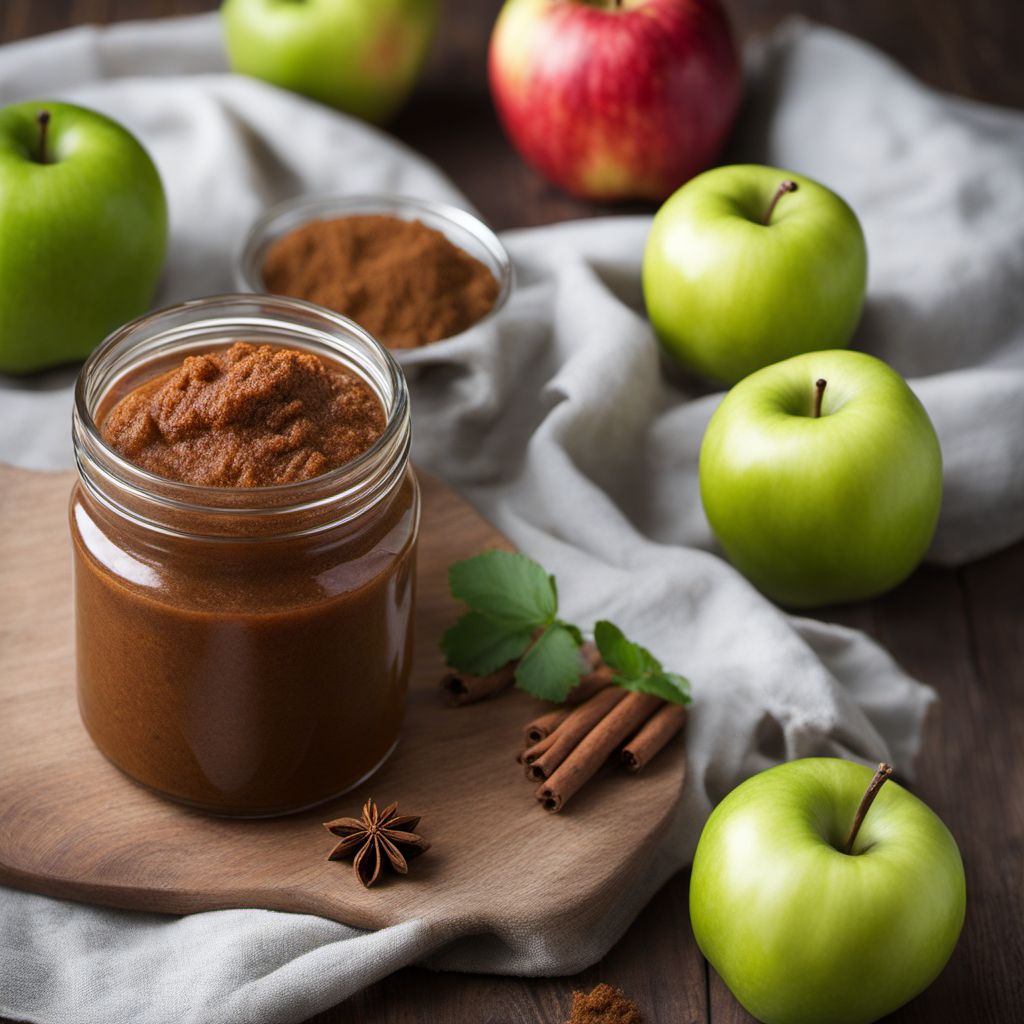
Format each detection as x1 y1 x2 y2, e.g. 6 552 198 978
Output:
235 193 513 349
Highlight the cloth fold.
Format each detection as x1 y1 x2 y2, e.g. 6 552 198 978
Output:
1 13 1021 1024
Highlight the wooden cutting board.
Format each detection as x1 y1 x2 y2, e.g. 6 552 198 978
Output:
0 465 685 933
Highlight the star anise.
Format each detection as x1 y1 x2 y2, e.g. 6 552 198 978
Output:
323 799 430 888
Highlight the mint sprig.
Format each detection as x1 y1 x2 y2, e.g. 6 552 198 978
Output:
449 550 557 631
441 611 534 676
442 550 585 701
442 551 693 707
594 621 692 706
515 623 585 701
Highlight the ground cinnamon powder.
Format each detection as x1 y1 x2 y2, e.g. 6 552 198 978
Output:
101 342 384 487
566 983 643 1024
261 214 500 349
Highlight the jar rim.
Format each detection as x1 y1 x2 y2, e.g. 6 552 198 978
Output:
73 293 412 528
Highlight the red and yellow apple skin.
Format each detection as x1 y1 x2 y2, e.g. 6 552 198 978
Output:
690 759 966 1024
488 0 741 201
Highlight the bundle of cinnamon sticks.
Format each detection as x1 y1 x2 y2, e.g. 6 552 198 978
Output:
520 680 687 812
441 644 687 813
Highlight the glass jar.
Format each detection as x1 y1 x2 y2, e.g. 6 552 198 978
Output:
235 192 514 349
70 295 419 817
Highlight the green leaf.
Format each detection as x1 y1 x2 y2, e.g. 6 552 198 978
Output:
595 620 692 706
594 620 655 676
448 550 557 631
514 623 585 702
441 612 534 676
561 621 584 646
616 670 692 706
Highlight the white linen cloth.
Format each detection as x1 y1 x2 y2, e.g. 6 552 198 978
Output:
1 13 1022 1024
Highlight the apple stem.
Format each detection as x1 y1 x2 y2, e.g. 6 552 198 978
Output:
843 762 894 854
763 180 798 225
36 110 51 165
813 378 827 418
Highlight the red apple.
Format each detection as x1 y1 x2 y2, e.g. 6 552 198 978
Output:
488 0 741 201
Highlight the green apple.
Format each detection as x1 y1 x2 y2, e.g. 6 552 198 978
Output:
691 758 966 1024
221 0 438 124
699 349 942 607
643 164 867 384
0 101 167 375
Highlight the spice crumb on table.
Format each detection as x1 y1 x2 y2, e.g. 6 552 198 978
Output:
566 983 643 1023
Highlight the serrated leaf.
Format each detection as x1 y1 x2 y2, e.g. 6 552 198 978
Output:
448 550 557 631
595 620 692 706
615 670 692 706
441 611 534 676
595 620 657 676
562 621 584 646
594 620 632 672
514 623 584 702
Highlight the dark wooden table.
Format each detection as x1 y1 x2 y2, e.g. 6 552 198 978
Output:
3 2 1021 1022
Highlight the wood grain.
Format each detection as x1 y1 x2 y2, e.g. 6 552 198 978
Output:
1 2 1023 1023
0 465 685 936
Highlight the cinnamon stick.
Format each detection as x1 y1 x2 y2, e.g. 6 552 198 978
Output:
441 661 516 706
565 664 613 704
536 692 662 812
523 645 610 744
621 703 687 773
523 706 572 746
524 686 627 782
518 727 559 765
580 641 600 667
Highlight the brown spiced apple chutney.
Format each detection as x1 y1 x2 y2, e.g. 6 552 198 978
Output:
70 296 419 816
